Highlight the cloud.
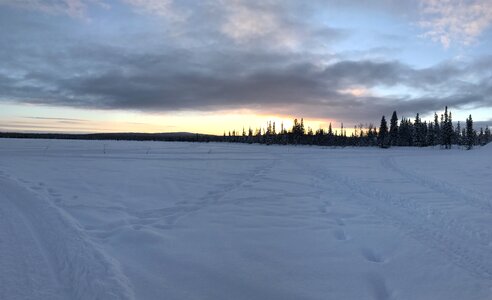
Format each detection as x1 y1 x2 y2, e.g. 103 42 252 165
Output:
1 0 492 126
218 1 347 51
123 0 187 21
2 38 490 124
419 0 492 48
220 1 280 43
0 0 107 17
24 116 88 122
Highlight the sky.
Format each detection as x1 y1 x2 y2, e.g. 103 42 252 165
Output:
1 0 492 134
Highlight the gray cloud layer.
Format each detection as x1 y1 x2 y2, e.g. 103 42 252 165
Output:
1 1 492 124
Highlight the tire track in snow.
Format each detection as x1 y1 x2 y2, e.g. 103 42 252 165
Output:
0 175 135 300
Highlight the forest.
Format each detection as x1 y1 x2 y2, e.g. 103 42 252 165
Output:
222 107 491 149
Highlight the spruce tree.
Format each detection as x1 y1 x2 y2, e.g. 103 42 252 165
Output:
378 115 389 148
465 114 474 150
485 127 491 144
440 113 445 148
414 113 423 147
447 111 454 148
433 112 440 146
397 118 410 146
422 121 428 146
478 128 485 146
427 121 435 146
441 107 454 149
389 111 399 146
455 121 461 145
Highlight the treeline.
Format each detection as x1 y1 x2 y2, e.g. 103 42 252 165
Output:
223 107 491 149
1 107 490 149
0 132 221 143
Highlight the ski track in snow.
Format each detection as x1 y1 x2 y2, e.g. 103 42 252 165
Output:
384 155 492 212
73 156 279 239
132 157 278 230
0 174 134 300
1 139 492 299
303 154 492 281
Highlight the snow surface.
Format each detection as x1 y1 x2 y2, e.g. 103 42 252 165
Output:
0 138 491 300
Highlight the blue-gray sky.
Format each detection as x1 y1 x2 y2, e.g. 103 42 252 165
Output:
0 0 491 133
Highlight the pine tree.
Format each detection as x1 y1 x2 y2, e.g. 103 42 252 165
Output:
378 115 389 148
440 113 445 148
389 111 398 146
433 112 440 146
465 114 474 150
485 126 491 145
367 123 376 146
455 121 461 145
478 128 485 146
414 113 423 147
427 121 435 146
447 111 454 147
441 106 453 149
422 121 428 146
397 118 409 146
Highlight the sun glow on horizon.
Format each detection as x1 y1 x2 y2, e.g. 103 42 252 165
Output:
0 103 339 135
2 103 489 136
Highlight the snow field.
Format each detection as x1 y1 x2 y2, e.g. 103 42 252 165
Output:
0 139 491 299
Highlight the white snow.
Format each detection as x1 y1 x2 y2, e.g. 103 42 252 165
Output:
0 138 491 300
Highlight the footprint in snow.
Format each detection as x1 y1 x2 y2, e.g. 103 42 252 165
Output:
367 272 392 300
361 248 384 263
319 201 332 213
48 189 61 197
335 218 345 226
333 229 348 241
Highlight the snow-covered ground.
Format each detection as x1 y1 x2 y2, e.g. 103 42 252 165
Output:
0 138 491 300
